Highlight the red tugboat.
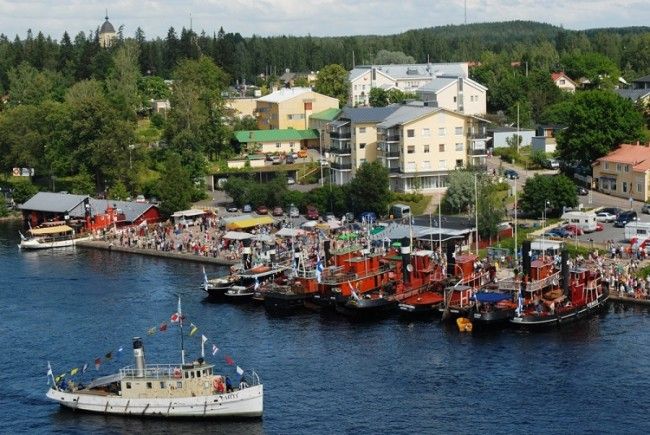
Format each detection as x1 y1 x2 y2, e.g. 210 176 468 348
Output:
510 247 608 329
398 249 446 317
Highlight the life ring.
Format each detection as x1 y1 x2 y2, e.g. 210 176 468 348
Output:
213 377 225 393
173 368 182 379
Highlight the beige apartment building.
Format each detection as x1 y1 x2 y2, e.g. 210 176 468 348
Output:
592 143 650 202
255 87 339 130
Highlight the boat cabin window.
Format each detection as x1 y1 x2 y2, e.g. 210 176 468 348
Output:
160 381 166 389
197 371 201 378
184 372 189 379
126 382 132 389
190 371 195 379
176 381 182 389
146 382 152 389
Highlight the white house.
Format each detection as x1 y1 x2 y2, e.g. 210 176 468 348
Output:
415 76 487 115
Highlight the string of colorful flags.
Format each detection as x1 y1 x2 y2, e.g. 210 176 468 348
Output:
49 310 246 384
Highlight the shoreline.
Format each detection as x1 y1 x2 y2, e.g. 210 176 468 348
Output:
76 240 238 266
0 213 21 222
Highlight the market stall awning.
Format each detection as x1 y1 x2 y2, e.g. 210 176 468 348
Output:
227 216 274 230
222 231 253 240
275 227 305 237
171 209 206 218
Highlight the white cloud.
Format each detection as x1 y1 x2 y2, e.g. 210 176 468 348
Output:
0 0 647 39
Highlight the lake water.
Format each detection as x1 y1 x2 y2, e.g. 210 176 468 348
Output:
1 220 649 434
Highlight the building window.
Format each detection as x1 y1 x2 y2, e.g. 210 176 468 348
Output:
422 160 431 169
146 382 152 389
559 79 566 85
439 160 446 170
276 143 281 148
304 102 312 110
289 142 295 149
623 182 628 193
176 381 182 389
455 142 464 151
439 144 445 152
605 162 609 170
422 128 431 137
455 127 463 135
617 163 622 172
359 127 366 134
456 159 464 168
160 381 166 389
637 183 643 192
438 128 446 136
625 165 630 172
126 382 132 389
407 145 415 154
611 181 617 191
423 144 430 153
359 143 366 149
453 96 457 103
407 129 415 138
406 161 416 171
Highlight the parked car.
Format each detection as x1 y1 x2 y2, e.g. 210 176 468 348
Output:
226 204 239 213
614 210 638 227
297 149 308 158
595 212 616 223
319 158 329 167
642 203 650 214
576 186 588 196
135 194 146 203
243 204 252 213
595 223 604 231
600 207 623 217
545 228 570 238
265 154 273 162
272 206 284 217
306 205 319 220
344 212 355 222
288 204 300 218
285 154 295 164
256 205 269 215
546 159 560 169
287 177 296 185
324 212 337 221
504 169 519 179
272 156 281 165
563 224 584 236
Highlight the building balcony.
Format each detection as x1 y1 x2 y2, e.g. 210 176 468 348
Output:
330 162 352 170
381 134 400 142
468 148 487 156
388 167 401 174
330 146 352 155
329 131 351 139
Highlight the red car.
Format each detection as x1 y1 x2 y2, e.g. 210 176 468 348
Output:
272 206 284 217
563 224 584 236
595 223 604 232
256 205 268 215
306 205 319 220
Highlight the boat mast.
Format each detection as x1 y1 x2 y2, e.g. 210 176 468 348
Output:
177 296 185 365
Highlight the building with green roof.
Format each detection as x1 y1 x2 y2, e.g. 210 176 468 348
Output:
233 129 320 155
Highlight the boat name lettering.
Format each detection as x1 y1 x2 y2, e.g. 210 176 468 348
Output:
223 393 239 400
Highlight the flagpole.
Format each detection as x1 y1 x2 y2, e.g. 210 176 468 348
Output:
177 295 185 365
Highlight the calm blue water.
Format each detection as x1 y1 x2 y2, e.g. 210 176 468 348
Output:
1 219 650 434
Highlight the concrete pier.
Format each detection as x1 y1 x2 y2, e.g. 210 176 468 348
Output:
608 292 650 306
76 240 238 266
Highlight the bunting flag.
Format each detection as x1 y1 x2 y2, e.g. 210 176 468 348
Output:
159 322 168 332
147 326 156 335
70 367 79 376
225 355 234 366
189 323 198 336
212 344 219 356
47 361 53 384
95 358 101 370
118 346 123 353
170 312 181 324
236 366 244 376
105 352 112 360
55 373 65 383
82 363 88 374
201 334 208 345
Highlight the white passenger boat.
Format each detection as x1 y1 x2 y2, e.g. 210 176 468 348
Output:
46 300 263 418
19 224 90 250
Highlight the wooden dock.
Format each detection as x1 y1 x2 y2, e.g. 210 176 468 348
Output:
76 240 238 266
608 292 650 306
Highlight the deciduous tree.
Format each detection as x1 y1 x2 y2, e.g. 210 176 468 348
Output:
314 64 348 107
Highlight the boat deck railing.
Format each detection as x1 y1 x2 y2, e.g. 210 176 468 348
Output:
498 271 560 292
119 363 212 379
320 263 393 285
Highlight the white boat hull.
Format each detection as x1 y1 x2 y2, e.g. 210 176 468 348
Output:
46 384 263 418
19 236 91 250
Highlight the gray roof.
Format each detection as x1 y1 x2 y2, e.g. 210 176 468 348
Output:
376 105 438 128
349 63 468 82
71 199 156 223
340 105 400 123
417 76 488 93
487 126 535 133
20 192 88 213
615 88 650 101
633 75 650 83
100 19 115 34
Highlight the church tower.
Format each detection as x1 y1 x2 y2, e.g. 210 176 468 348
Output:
99 11 116 48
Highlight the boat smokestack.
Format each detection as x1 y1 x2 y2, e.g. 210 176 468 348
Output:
400 237 411 284
522 240 531 278
446 242 455 276
561 250 570 299
242 239 252 269
133 337 145 377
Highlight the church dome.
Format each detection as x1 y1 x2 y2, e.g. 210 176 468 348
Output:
100 16 115 34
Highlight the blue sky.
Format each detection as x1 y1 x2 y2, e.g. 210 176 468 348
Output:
1 0 648 40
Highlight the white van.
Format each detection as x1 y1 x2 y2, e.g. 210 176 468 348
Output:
624 221 650 242
391 203 411 219
560 211 598 233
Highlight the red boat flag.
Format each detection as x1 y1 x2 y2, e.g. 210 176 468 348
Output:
159 322 168 332
225 355 234 366
170 312 180 323
95 358 101 370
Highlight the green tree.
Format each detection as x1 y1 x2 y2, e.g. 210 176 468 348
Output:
520 174 578 217
69 166 96 194
7 62 60 106
105 41 142 120
314 64 348 107
560 52 620 88
477 183 505 239
223 177 249 207
369 88 389 107
442 170 476 213
109 180 130 200
0 199 8 217
545 90 645 165
11 181 39 205
373 50 416 64
157 153 192 217
348 161 390 215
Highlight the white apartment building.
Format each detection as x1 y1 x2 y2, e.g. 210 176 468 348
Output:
349 63 469 107
415 76 487 115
